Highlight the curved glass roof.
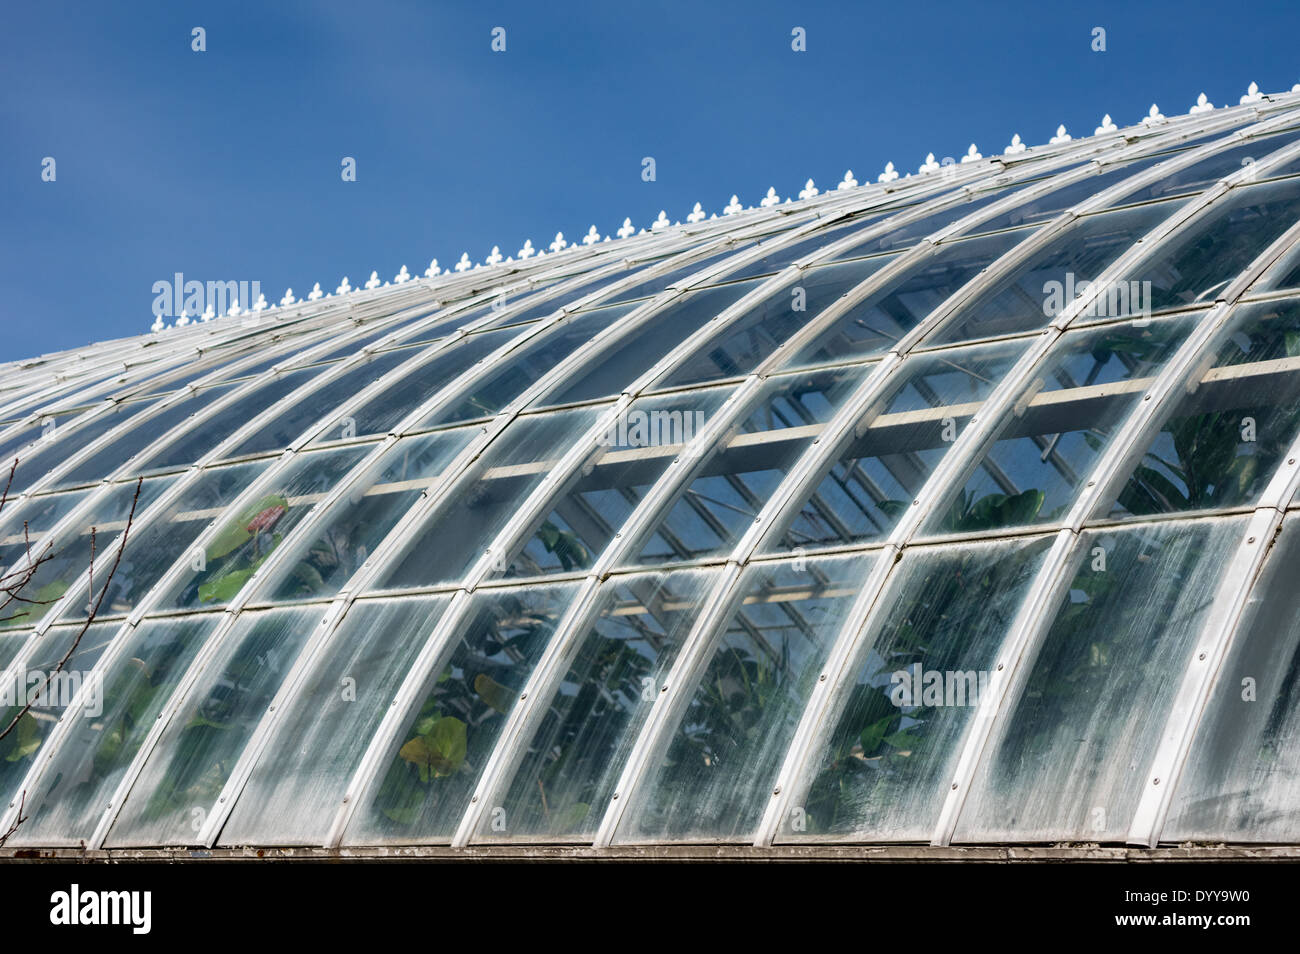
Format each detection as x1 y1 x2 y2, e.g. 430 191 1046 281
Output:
6 90 1300 852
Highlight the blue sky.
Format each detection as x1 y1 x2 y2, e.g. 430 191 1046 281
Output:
3 0 1299 363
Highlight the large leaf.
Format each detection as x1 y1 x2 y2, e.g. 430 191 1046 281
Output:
398 715 467 782
206 494 288 561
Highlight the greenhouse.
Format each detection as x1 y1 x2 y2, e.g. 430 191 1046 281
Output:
5 83 1300 859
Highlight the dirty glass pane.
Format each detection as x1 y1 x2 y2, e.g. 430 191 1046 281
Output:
1165 519 1300 842
8 615 222 847
104 605 328 846
346 581 580 844
484 569 718 841
221 596 452 846
953 518 1245 843
780 538 1051 842
616 554 883 843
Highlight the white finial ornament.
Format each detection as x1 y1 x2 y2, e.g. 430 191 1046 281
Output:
228 299 242 316
1240 81 1263 104
581 225 600 245
1004 134 1026 155
1049 125 1071 144
919 153 940 174
336 276 352 295
1095 113 1118 134
175 310 191 328
877 163 899 183
201 304 216 320
308 282 324 300
253 293 269 311
485 246 504 265
1189 92 1214 114
960 144 982 163
759 187 781 208
651 210 670 231
280 289 296 306
686 202 706 223
517 239 535 259
151 314 166 332
549 232 567 252
454 253 472 272
838 169 858 189
364 271 381 290
393 266 410 284
723 195 743 215
799 178 820 199
1142 104 1166 125
616 218 635 238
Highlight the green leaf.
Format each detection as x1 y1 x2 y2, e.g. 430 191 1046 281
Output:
198 568 255 604
206 494 288 561
474 673 515 714
398 715 467 782
4 712 41 762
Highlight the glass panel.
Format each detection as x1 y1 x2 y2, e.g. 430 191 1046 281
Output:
1165 519 1300 841
1102 298 1300 520
967 154 1168 235
50 383 239 489
412 304 634 427
103 605 328 846
0 489 94 580
655 256 898 390
777 538 1051 841
309 327 521 444
253 429 476 602
602 243 757 305
7 615 221 847
475 269 646 330
952 517 1246 843
760 341 1027 556
0 477 175 631
922 317 1193 536
383 306 492 349
134 366 328 473
345 581 580 844
481 569 718 841
368 408 602 592
221 349 414 459
786 229 1031 370
0 622 120 810
615 553 883 843
1104 128 1300 207
1104 178 1300 317
826 188 1010 260
621 364 874 569
490 388 733 581
925 201 1189 347
720 215 885 282
2 401 153 496
150 444 370 611
532 283 762 408
219 596 452 846
54 463 264 622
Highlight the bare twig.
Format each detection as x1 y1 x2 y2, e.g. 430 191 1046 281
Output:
0 476 144 745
